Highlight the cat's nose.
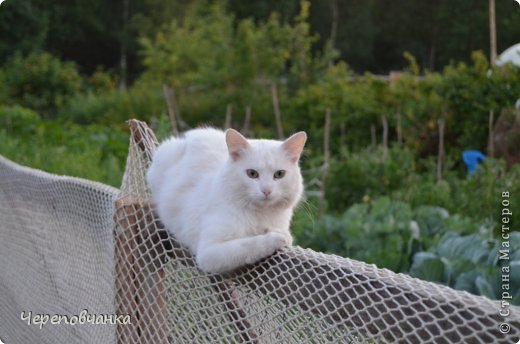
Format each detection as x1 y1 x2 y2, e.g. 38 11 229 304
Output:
262 189 272 197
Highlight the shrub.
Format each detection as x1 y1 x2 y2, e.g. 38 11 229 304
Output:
58 88 164 125
85 68 118 95
324 146 416 212
0 105 40 134
392 159 520 228
1 52 83 117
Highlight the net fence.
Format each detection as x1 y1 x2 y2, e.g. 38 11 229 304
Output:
1 119 519 343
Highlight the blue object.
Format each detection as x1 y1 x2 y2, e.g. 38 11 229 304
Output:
462 150 487 174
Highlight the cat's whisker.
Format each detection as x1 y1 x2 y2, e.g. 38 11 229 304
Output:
297 198 318 232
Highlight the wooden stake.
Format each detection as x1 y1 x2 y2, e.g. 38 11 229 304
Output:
381 115 389 162
225 104 233 129
489 0 497 65
242 106 251 136
115 198 169 344
162 85 179 136
319 109 331 218
436 118 445 182
329 0 338 67
271 82 284 139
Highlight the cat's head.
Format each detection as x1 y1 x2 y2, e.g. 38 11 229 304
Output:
224 129 306 209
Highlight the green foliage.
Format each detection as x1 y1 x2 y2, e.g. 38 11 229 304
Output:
85 69 118 95
0 105 41 134
293 197 487 273
137 0 327 116
139 2 235 89
433 52 520 151
0 107 127 187
324 146 416 211
393 160 520 229
0 0 49 62
1 52 83 117
58 88 164 125
410 231 520 305
292 195 519 302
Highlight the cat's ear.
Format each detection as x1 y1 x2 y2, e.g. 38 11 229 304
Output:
226 129 250 161
282 131 307 163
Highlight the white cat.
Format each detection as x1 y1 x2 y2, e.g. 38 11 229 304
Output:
147 127 306 273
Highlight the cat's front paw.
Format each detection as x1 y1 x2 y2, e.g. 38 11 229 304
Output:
265 232 290 250
265 228 293 247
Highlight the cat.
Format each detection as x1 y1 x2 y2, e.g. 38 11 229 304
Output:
146 127 306 273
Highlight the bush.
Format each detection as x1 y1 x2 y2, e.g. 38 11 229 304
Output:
0 105 40 134
392 159 520 228
85 68 118 95
58 88 165 125
1 52 83 117
324 145 416 212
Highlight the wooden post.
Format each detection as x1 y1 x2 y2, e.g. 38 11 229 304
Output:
488 110 495 158
328 0 338 67
118 0 129 91
489 0 497 65
224 104 233 129
114 198 169 344
381 115 389 162
162 85 180 136
436 118 445 182
242 106 251 136
271 82 284 139
114 204 139 344
319 109 331 218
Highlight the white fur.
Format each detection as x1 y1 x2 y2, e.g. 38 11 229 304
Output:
147 127 306 273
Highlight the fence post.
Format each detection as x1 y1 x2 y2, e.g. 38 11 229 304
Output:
114 198 169 344
319 109 331 218
162 85 180 136
436 118 445 182
225 104 233 129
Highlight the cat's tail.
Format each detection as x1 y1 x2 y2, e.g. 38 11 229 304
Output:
146 137 186 192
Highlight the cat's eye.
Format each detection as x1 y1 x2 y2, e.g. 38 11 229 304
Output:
273 170 286 179
246 169 259 179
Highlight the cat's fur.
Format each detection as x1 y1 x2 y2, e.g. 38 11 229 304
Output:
147 127 306 273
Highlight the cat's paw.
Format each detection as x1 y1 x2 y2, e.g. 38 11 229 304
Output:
265 228 293 247
265 232 290 250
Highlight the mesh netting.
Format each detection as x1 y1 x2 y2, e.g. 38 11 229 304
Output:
1 119 519 343
0 155 118 343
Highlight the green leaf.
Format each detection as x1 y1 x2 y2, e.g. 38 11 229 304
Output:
409 252 444 282
454 271 478 294
475 276 496 300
